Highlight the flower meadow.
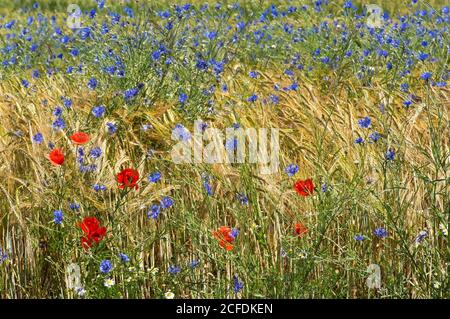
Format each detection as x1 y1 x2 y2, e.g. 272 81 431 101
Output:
0 0 448 299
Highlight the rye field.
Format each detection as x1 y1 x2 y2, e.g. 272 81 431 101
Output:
0 0 449 299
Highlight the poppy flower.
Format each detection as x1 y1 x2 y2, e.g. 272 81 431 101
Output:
117 168 139 190
294 178 314 196
49 149 64 165
70 132 90 145
295 222 308 237
79 217 106 249
213 226 238 251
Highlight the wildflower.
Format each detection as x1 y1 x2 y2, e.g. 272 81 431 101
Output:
104 278 115 288
89 147 102 159
124 88 139 101
321 183 328 192
52 117 66 130
294 178 314 196
0 248 7 263
164 291 175 299
189 259 200 269
106 122 117 134
385 149 395 161
117 168 139 190
295 222 308 237
233 275 244 293
374 227 388 238
49 149 64 165
53 210 63 225
168 265 181 274
87 77 98 90
172 124 191 141
148 171 161 183
285 164 299 177
179 92 188 104
100 259 113 274
249 70 259 78
74 287 86 296
160 196 174 209
70 132 90 145
147 204 161 219
420 72 432 81
119 253 130 263
32 132 43 144
79 217 107 249
70 202 80 211
92 105 106 118
92 184 107 191
236 193 249 205
247 94 258 102
354 234 365 241
415 230 428 244
357 117 371 129
355 137 364 145
369 132 381 143
213 226 237 251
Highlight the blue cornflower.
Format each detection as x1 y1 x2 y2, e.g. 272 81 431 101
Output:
93 184 107 191
285 164 299 177
385 149 395 161
374 227 388 238
236 193 249 205
69 202 80 211
124 88 139 101
403 100 413 108
249 70 259 78
355 137 364 144
357 117 371 129
321 183 328 193
168 265 181 274
354 234 365 241
52 117 66 130
99 259 113 274
420 72 432 81
32 132 43 144
415 230 428 244
230 228 240 239
53 107 63 117
21 79 30 88
179 92 188 104
189 259 200 269
106 122 117 135
92 105 106 118
247 94 258 103
172 124 191 141
269 94 279 104
89 147 102 159
62 97 72 108
53 210 64 225
97 0 105 9
160 196 174 209
119 253 130 263
0 248 7 263
148 171 161 183
203 181 213 196
233 275 244 293
147 204 161 219
32 69 40 78
87 77 98 90
369 132 381 143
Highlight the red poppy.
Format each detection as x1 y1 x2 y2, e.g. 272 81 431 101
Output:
49 149 64 165
117 168 139 190
294 178 314 196
70 132 90 145
295 222 308 237
79 217 106 249
213 226 236 251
